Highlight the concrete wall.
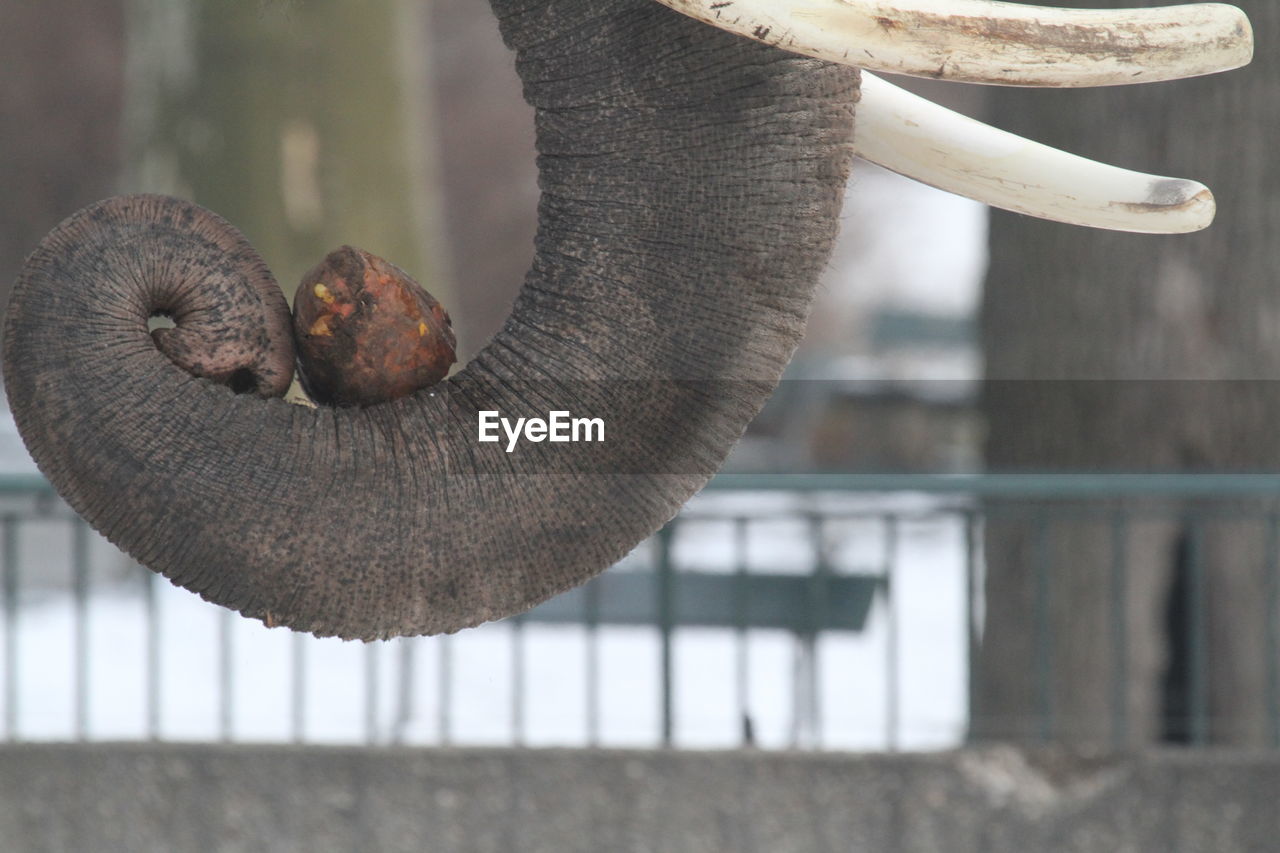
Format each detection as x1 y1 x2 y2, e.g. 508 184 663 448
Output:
1 744 1277 852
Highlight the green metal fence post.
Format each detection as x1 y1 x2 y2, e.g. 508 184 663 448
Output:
657 523 676 747
290 631 305 744
2 517 16 740
733 518 751 746
1269 512 1280 748
806 514 829 747
1034 514 1053 742
365 643 380 745
963 510 978 744
438 636 453 745
585 576 601 747
219 608 234 742
143 568 159 741
392 639 415 746
883 515 900 751
511 615 526 746
71 521 89 741
1187 519 1208 746
1110 511 1130 748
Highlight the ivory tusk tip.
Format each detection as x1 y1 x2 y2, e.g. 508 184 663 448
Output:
1234 5 1256 66
1201 5 1256 75
853 75 1223 235
1124 181 1216 234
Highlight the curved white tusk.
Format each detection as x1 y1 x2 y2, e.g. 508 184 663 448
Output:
854 73 1214 233
656 0 1253 87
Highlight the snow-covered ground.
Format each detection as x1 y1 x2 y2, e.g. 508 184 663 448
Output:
1 492 971 751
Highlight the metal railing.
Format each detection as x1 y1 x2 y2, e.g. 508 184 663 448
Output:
2 473 1279 749
717 473 1280 749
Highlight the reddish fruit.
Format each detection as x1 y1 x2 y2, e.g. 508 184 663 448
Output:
292 247 456 407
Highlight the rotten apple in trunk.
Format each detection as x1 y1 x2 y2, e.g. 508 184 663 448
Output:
292 247 455 407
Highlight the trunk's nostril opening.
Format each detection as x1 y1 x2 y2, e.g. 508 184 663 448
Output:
148 312 176 332
228 368 257 395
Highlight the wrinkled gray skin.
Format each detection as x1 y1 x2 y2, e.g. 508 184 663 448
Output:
3 0 857 639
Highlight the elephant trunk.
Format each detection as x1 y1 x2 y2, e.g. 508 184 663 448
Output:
3 0 857 639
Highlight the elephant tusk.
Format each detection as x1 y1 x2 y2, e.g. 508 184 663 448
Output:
854 73 1214 233
654 0 1253 87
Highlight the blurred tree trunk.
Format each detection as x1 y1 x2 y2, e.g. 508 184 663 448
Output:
424 0 536 359
975 0 1279 747
123 0 449 310
0 1 126 338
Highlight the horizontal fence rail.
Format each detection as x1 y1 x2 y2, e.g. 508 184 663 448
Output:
0 474 1278 750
